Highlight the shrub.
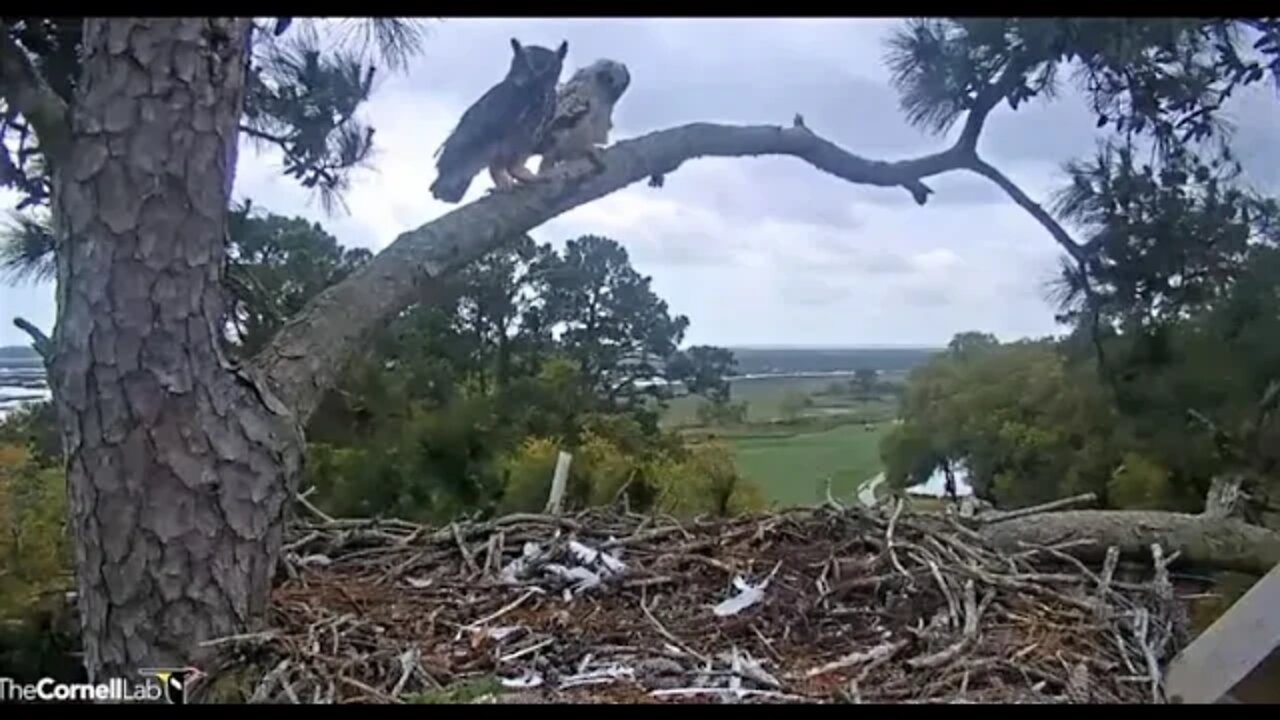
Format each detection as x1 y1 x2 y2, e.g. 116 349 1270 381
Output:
1107 453 1174 510
0 403 60 467
644 441 767 517
496 436 569 515
496 435 767 519
0 445 71 620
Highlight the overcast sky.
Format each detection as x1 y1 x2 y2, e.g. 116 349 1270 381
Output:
3 18 1277 348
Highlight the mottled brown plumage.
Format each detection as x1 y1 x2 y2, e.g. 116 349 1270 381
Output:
430 38 568 203
535 59 631 177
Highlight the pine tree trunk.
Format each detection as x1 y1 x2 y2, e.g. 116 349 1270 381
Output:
48 18 303 681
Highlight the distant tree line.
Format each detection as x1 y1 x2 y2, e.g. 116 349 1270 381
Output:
727 347 938 376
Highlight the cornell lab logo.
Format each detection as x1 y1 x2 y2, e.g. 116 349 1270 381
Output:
138 668 202 704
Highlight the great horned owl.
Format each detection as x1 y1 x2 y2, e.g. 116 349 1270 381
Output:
534 59 631 177
430 38 569 203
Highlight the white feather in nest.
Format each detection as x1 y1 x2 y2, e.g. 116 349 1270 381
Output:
712 562 782 617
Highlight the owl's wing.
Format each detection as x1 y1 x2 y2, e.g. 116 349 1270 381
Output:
535 84 595 153
436 81 525 170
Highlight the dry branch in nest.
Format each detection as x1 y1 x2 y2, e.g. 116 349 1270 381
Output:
195 502 1193 704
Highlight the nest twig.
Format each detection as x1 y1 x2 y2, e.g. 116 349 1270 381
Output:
195 504 1189 704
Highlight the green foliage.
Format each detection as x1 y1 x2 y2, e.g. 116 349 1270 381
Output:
226 201 373 354
887 284 1280 512
0 201 374 365
882 334 1125 507
1049 141 1278 334
543 235 692 409
880 420 942 490
0 402 59 467
885 19 1278 156
876 16 1280 512
498 436 573 515
650 441 767 517
0 444 70 619
0 210 55 284
13 190 746 529
0 411 77 682
495 430 765 519
668 345 738 403
1107 453 1174 510
1051 150 1280 507
289 232 739 524
306 393 512 522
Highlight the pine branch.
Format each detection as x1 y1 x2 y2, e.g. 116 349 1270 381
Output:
0 24 71 167
13 316 51 362
964 157 1088 263
247 115 1060 420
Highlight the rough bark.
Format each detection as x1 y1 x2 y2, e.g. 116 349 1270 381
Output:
47 18 303 680
978 510 1280 576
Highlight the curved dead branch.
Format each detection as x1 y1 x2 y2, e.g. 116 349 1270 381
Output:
250 117 1082 421
12 316 52 362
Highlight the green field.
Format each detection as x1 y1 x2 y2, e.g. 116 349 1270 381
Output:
663 374 898 426
661 374 898 508
731 422 891 508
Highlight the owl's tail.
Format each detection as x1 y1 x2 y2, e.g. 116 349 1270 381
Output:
430 172 472 204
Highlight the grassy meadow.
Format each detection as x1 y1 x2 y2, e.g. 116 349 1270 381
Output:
662 373 900 426
662 373 902 508
730 421 892 508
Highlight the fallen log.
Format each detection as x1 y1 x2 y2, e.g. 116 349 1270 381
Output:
978 492 1098 524
977 510 1280 576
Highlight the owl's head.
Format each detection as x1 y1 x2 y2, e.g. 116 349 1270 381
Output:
584 60 631 103
508 38 568 87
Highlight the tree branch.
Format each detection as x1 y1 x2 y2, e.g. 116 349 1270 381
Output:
238 124 343 191
247 115 1078 422
13 316 51 362
239 124 291 145
0 25 71 167
964 156 1088 264
957 60 1026 153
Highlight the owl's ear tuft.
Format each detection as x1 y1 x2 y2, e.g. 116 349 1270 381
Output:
510 38 524 56
556 40 569 61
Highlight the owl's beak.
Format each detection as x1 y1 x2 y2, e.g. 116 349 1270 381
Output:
602 65 631 101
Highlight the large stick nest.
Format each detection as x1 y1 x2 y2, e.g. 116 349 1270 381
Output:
195 502 1191 704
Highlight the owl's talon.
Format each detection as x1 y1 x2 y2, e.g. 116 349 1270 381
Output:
508 164 545 185
489 164 517 193
587 147 606 173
